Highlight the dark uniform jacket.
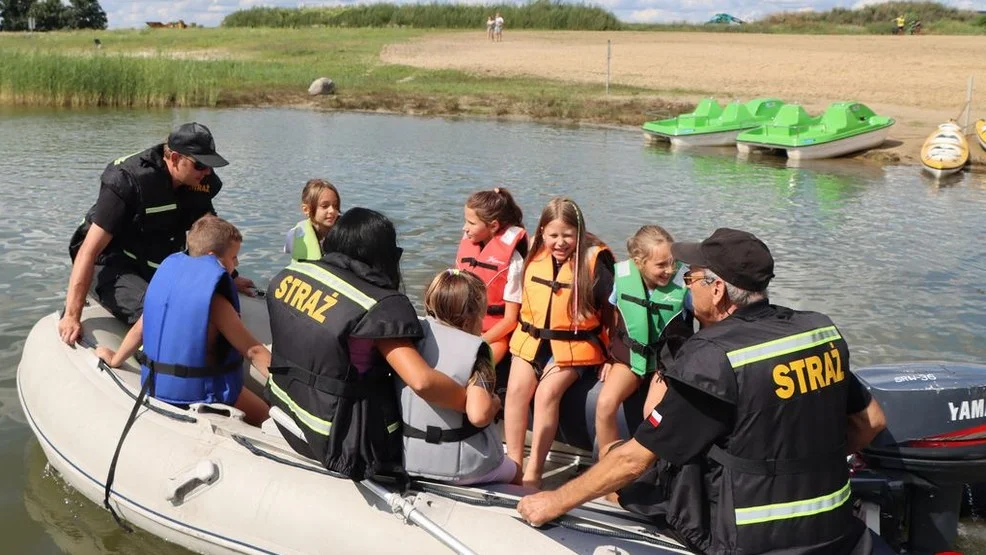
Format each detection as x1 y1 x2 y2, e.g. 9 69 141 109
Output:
629 301 872 555
69 145 221 281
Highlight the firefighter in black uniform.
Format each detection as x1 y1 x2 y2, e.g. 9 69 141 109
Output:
58 122 255 344
265 207 467 480
519 228 889 555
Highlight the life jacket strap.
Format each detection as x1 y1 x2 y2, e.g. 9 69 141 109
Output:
139 350 241 379
520 320 603 342
486 304 506 316
459 256 499 272
616 327 657 357
269 364 379 399
531 276 570 293
707 443 847 476
403 422 483 444
620 293 673 313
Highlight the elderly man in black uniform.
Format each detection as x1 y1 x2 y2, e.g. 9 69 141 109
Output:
58 122 254 345
519 228 889 555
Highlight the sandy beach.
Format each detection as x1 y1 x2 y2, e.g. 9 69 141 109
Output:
382 31 986 166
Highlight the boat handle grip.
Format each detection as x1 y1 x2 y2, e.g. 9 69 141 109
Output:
167 460 220 506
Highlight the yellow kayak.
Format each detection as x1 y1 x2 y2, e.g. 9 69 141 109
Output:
975 119 986 151
920 122 968 178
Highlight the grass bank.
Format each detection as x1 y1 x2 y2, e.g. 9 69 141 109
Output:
223 2 621 31
0 27 685 123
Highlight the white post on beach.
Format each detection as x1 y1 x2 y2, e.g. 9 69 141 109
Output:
965 76 974 132
606 40 611 96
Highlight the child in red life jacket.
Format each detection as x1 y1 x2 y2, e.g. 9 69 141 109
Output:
97 216 271 425
455 187 528 364
504 197 614 488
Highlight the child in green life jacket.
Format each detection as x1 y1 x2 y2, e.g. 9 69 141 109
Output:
595 225 694 457
284 179 341 261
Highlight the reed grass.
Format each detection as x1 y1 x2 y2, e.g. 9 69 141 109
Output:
0 27 663 111
223 1 622 31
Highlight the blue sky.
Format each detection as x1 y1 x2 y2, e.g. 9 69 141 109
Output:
102 0 984 29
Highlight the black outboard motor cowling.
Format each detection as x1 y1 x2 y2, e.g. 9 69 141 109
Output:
854 362 986 554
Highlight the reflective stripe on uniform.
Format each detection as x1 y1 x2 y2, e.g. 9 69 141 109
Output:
287 262 377 310
145 203 178 215
734 480 851 525
123 250 161 269
726 326 841 369
268 378 332 436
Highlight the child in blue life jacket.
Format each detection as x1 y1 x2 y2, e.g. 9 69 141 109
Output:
398 269 519 485
595 225 694 457
504 197 615 488
97 215 271 425
455 187 528 365
284 178 341 261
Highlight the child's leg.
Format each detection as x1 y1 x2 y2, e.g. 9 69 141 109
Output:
504 357 538 476
642 372 669 419
235 386 269 427
490 338 509 365
595 362 641 458
525 364 580 488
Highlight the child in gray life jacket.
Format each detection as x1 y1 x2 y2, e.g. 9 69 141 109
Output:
396 269 520 485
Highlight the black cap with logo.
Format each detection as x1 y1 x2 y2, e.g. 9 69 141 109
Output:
167 122 228 168
671 228 775 291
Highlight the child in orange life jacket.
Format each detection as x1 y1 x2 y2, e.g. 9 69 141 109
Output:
96 216 271 426
595 225 694 458
455 187 528 364
504 197 615 488
400 269 520 485
284 178 341 261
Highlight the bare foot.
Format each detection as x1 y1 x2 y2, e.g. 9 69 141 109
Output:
522 475 542 490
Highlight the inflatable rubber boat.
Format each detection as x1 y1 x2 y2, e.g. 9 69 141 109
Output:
17 295 692 555
18 295 986 554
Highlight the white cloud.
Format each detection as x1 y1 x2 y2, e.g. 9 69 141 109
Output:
97 0 984 28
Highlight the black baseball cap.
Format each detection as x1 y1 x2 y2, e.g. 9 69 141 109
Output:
672 228 774 291
167 122 228 168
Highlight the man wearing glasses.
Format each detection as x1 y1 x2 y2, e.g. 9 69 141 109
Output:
519 228 889 555
58 122 254 345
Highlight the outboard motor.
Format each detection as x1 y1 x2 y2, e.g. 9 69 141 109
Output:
853 362 986 554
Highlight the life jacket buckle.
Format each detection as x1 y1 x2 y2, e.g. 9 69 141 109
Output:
425 426 443 444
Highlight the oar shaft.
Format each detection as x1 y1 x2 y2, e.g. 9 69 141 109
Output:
361 480 478 555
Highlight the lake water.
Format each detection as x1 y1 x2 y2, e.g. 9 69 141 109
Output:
1 107 985 553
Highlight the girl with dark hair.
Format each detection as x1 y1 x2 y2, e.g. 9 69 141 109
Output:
504 197 615 488
455 187 528 364
266 207 467 481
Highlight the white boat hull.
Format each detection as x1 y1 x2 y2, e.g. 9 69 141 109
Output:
921 164 963 178
644 129 744 147
18 300 691 555
737 127 891 160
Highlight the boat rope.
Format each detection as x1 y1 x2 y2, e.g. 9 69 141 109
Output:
230 433 686 550
78 336 196 424
76 335 197 532
414 483 688 551
231 433 340 478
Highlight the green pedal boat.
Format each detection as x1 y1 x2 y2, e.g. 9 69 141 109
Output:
642 98 784 147
736 102 894 161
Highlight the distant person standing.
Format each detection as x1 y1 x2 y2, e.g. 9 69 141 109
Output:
894 14 905 35
494 12 504 42
487 15 495 41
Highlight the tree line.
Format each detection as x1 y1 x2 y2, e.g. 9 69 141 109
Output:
0 0 107 31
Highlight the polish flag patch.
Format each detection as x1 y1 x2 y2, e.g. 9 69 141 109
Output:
647 408 663 428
